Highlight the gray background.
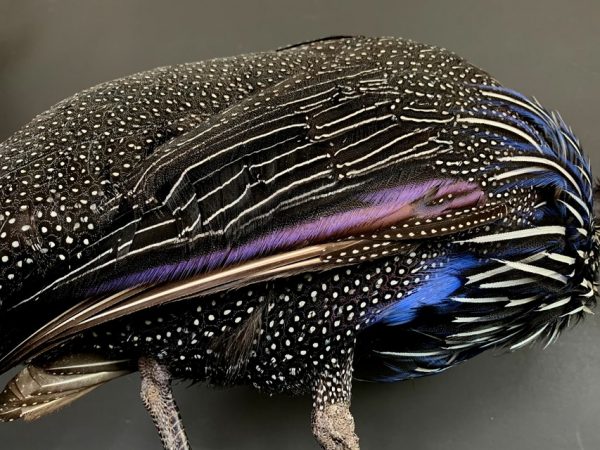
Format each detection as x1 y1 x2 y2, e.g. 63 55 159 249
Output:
1 1 599 449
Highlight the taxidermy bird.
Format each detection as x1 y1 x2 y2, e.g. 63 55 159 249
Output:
0 36 597 450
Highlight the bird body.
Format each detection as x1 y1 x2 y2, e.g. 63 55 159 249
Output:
0 36 596 449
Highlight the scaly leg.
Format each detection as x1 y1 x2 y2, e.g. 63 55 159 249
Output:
311 351 360 450
139 357 191 450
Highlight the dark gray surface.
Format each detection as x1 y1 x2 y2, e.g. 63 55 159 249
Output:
1 1 599 449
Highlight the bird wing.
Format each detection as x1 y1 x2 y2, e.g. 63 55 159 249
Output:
0 62 506 370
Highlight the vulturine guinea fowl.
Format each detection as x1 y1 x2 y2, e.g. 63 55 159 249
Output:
0 36 597 450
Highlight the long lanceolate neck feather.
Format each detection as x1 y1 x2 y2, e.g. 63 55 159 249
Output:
360 85 598 381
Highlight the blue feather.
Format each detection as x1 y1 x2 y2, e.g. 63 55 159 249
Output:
377 255 479 326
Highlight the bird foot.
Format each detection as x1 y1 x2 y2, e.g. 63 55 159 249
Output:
139 357 191 450
312 403 360 450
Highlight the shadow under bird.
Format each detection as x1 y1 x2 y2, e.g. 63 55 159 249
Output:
0 36 598 449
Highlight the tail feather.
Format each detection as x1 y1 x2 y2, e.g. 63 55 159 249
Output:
0 354 133 422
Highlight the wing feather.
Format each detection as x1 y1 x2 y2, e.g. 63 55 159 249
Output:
0 201 507 370
1 57 494 371
19 65 454 303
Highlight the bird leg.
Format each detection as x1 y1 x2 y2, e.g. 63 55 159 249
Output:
311 352 360 450
139 357 191 450
312 402 359 450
